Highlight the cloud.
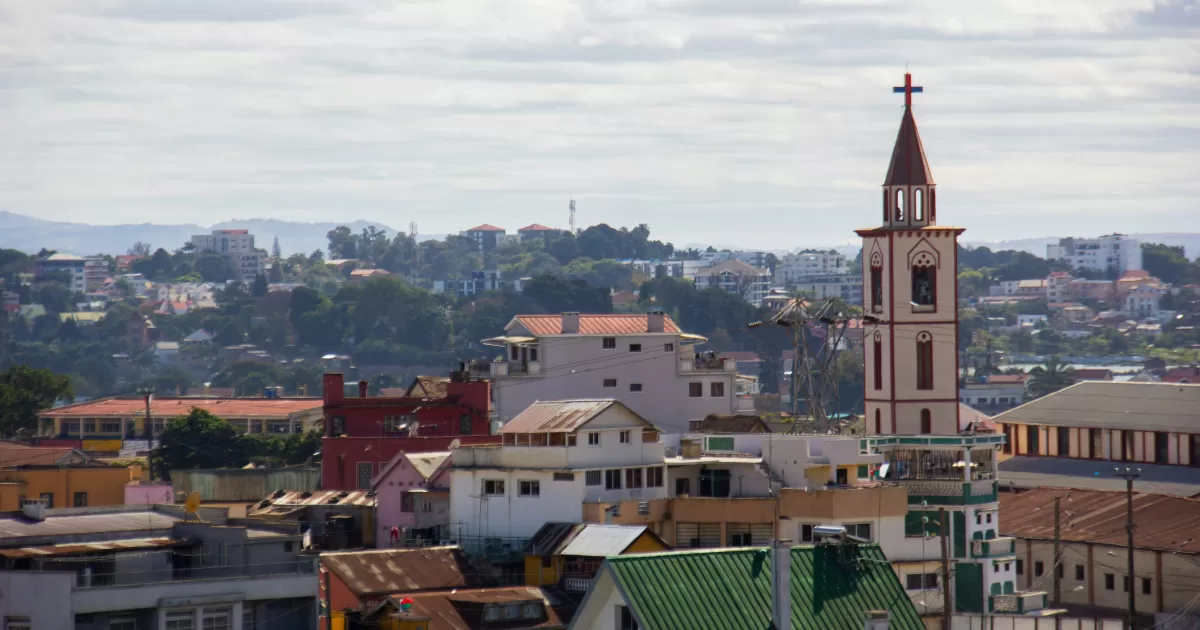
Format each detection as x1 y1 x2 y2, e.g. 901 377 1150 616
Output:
0 0 1195 249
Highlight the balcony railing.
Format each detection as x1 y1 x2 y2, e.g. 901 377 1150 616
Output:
972 537 1015 558
73 560 315 590
896 479 962 497
562 576 594 592
990 591 1046 614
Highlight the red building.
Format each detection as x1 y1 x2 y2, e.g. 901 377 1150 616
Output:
321 371 498 490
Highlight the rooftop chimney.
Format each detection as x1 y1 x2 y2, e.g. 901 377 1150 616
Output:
358 380 369 398
561 312 580 334
323 373 344 406
647 310 665 333
22 500 46 522
771 539 792 630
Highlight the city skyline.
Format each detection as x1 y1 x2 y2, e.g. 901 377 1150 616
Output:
1 0 1196 248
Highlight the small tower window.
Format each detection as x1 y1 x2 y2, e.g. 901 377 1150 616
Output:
929 188 937 222
882 190 889 223
916 332 934 390
874 409 882 435
911 253 936 309
872 332 883 391
920 409 932 434
869 251 884 314
914 188 924 221
895 189 905 222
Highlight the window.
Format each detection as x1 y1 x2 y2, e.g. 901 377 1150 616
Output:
629 344 642 352
586 470 602 486
919 409 931 435
870 266 883 312
1105 573 1115 590
421 500 433 512
284 541 294 553
1057 427 1070 456
664 343 674 352
459 414 473 435
1155 432 1169 464
619 430 632 444
846 523 872 541
618 605 640 630
400 492 415 512
1016 559 1024 575
4 619 31 630
242 607 256 630
605 469 622 490
110 619 138 630
1027 425 1041 455
553 472 575 481
484 607 502 622
602 337 616 349
710 382 725 397
523 602 541 619
629 383 643 392
1075 565 1085 581
74 491 88 507
895 189 904 221
675 478 690 496
698 469 731 498
100 420 122 433
1093 429 1104 459
165 611 195 630
914 188 924 221
874 409 881 434
1123 576 1130 592
519 480 540 497
625 468 643 489
873 334 883 390
915 332 933 390
356 463 373 490
1142 577 1152 595
1003 424 1013 454
800 524 814 543
912 263 936 307
646 467 664 487
1034 561 1044 577
603 378 617 388
689 382 702 397
39 492 53 508
986 513 993 524
588 432 600 446
482 479 505 496
905 573 938 590
83 418 97 433
1056 563 1063 579
384 414 415 433
267 421 291 434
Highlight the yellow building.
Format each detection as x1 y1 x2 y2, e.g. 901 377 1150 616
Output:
0 463 144 510
523 522 668 589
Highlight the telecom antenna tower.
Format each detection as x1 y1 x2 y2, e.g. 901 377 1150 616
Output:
569 198 577 235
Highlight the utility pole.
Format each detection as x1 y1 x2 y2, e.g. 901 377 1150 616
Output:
1053 495 1061 604
1115 467 1141 630
939 507 952 629
569 198 577 235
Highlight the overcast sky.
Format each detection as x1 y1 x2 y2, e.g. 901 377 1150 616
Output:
1 0 1196 249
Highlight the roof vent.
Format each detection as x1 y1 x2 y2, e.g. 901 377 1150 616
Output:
561 312 580 334
337 491 349 498
300 491 312 498
273 490 285 498
328 497 340 505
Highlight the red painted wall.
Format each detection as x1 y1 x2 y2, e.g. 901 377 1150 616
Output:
321 435 499 491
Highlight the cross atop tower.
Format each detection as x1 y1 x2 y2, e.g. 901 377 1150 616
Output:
892 72 924 108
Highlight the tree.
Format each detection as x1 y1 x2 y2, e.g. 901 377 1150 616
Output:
1027 357 1075 398
193 252 232 283
152 409 243 478
1142 243 1196 285
128 242 152 257
271 237 282 261
327 226 357 259
0 366 74 437
251 273 269 297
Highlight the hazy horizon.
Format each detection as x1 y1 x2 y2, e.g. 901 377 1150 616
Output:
2 1 1196 248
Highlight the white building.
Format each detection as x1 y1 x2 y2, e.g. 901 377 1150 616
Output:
1125 283 1166 317
432 269 524 296
691 259 771 305
448 400 668 540
190 229 266 283
35 253 107 293
787 273 864 306
698 250 770 269
776 250 847 284
481 313 750 433
1047 234 1142 275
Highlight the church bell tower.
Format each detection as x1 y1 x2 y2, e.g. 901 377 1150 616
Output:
859 73 963 436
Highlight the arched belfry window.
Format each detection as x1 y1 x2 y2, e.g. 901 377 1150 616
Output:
911 250 936 309
916 331 934 390
929 188 937 223
920 409 932 434
914 188 924 221
895 189 905 222
869 251 884 313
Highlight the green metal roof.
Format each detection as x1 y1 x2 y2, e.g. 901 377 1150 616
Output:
604 544 924 630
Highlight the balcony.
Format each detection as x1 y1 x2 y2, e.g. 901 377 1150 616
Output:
679 355 736 373
972 537 1015 558
71 561 316 614
897 478 997 505
487 361 541 378
990 591 1047 614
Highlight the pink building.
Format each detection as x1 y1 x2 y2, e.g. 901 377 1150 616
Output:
124 481 174 506
372 451 451 547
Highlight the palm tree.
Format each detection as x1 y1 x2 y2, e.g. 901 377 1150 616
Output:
1027 356 1075 398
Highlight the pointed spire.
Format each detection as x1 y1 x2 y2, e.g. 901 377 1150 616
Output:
883 107 935 186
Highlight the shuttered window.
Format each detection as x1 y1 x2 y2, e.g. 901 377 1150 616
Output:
726 523 773 547
675 522 721 549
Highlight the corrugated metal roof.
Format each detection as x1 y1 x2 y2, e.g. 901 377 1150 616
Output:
514 314 680 336
999 456 1200 497
249 489 375 516
992 382 1200 432
407 452 450 480
41 396 323 418
560 524 650 557
321 546 490 597
373 587 578 629
405 376 450 399
606 545 924 630
0 443 84 466
0 537 182 558
1000 487 1200 554
172 468 321 502
499 400 619 434
0 511 180 541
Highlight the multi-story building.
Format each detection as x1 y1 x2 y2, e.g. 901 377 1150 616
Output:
691 259 772 305
480 312 749 432
34 253 107 292
776 249 847 283
857 73 1042 615
516 223 560 241
371 450 451 547
0 502 316 630
431 269 523 296
459 224 515 251
698 250 771 269
321 371 497 491
1047 234 1142 275
787 273 864 306
1046 271 1073 302
449 400 669 541
190 228 266 283
959 374 1027 414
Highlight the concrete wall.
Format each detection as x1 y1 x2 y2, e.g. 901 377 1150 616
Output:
125 482 174 506
565 569 627 630
0 570 74 629
0 465 137 510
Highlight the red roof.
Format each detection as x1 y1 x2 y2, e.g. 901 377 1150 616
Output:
515 314 680 336
1048 271 1071 278
40 397 322 419
1072 368 1113 381
986 374 1028 385
0 443 79 467
883 106 935 186
465 224 505 232
518 224 556 232
1163 366 1200 380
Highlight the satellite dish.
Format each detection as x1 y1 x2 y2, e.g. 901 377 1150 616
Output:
184 491 201 520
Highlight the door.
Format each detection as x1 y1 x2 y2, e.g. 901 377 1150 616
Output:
953 511 967 559
954 562 984 613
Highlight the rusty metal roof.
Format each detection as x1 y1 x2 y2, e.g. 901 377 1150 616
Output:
405 376 450 399
373 587 580 629
249 490 375 516
999 487 1200 554
513 314 680 336
0 537 183 558
500 400 647 434
525 522 657 558
0 511 181 541
40 396 322 419
321 546 490 597
992 382 1200 432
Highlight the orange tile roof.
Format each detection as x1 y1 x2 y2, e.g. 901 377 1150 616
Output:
465 224 505 232
515 314 680 336
518 224 556 232
40 397 322 419
0 443 79 466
